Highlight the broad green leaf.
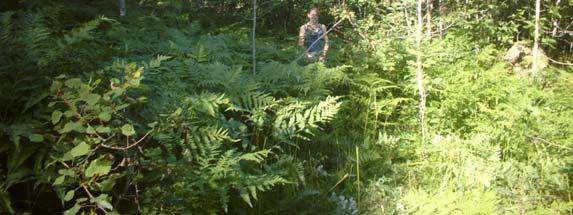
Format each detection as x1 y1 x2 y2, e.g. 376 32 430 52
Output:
61 152 73 161
64 110 76 118
96 200 113 210
147 122 158 128
70 142 90 157
86 125 96 134
29 134 44 142
92 194 113 210
50 81 63 93
121 124 135 136
63 203 81 215
64 78 82 88
109 88 125 99
96 126 111 133
85 93 101 106
58 169 76 177
85 159 112 178
99 178 117 192
98 112 111 122
64 190 75 201
53 175 65 185
78 85 90 97
52 111 63 125
59 122 85 134
115 104 130 111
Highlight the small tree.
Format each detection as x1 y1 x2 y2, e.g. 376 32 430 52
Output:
531 0 542 77
416 0 427 139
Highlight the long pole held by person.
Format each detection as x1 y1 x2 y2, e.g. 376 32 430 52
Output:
252 0 257 75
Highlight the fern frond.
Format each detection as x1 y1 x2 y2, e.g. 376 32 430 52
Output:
403 188 499 215
185 92 230 117
0 12 15 44
240 149 273 163
62 16 109 45
197 35 233 63
239 174 289 207
235 91 276 112
19 13 53 65
273 96 341 141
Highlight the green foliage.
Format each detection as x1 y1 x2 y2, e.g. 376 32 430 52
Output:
45 63 145 214
273 96 341 142
403 188 499 215
2 0 573 214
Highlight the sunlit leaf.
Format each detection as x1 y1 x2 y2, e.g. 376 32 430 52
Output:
121 124 135 136
70 142 90 157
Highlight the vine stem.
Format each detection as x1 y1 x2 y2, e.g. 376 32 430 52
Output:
100 130 151 150
82 185 108 213
355 145 361 214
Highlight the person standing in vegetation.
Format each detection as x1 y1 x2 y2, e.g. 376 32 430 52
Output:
298 8 330 62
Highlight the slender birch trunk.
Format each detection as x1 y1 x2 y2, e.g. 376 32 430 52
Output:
426 0 432 38
552 0 561 37
416 0 426 139
252 0 257 75
119 0 126 17
531 0 541 76
438 0 443 38
404 0 414 35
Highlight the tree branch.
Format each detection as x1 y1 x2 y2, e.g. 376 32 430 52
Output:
100 131 152 150
548 57 573 66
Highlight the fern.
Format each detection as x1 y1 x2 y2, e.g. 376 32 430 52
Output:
0 12 15 48
234 91 276 112
20 12 54 67
256 61 350 97
403 188 499 215
197 35 234 63
273 96 341 141
142 90 292 213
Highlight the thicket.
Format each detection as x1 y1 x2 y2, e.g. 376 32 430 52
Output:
1 0 572 214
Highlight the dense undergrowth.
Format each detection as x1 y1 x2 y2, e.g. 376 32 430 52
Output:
1 0 572 214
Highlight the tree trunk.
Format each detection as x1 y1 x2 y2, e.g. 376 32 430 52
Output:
416 0 426 139
426 0 432 38
252 0 257 75
404 1 414 35
438 0 443 38
119 0 126 17
531 0 541 76
552 0 561 37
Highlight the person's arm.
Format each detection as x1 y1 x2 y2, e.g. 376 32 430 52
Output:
298 25 306 47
